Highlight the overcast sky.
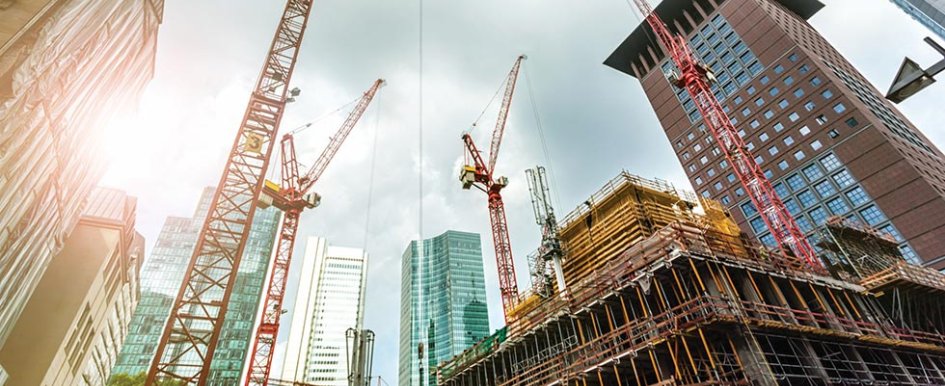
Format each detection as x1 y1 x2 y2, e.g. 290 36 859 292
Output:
101 0 945 382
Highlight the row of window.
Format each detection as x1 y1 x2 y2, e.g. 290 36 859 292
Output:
666 14 764 122
739 153 919 264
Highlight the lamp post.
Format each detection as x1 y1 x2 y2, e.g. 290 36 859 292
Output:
886 37 945 103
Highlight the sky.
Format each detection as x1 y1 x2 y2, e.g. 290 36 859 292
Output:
100 0 945 382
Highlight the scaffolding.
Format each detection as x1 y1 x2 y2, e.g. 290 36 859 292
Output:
438 172 945 386
818 217 945 347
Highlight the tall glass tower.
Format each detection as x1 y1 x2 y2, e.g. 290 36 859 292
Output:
398 230 490 386
110 188 280 383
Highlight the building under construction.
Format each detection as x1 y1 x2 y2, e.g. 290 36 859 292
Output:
437 171 945 385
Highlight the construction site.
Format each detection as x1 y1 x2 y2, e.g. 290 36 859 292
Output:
437 171 945 385
437 0 945 383
6 0 945 384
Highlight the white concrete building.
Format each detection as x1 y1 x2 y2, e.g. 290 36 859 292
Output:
281 237 368 385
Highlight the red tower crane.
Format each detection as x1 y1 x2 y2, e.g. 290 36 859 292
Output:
245 78 384 386
460 55 526 322
632 0 820 267
147 1 313 384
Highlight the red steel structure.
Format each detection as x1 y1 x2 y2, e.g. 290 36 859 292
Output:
460 55 526 321
147 0 314 384
632 0 819 267
245 79 384 386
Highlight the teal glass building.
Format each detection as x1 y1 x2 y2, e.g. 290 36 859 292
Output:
110 188 280 383
399 230 490 386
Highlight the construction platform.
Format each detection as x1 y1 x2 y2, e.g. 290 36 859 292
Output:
437 171 945 386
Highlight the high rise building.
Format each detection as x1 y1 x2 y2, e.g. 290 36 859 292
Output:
111 187 281 383
890 0 945 40
605 0 945 267
0 0 162 350
399 230 489 386
0 187 144 385
280 237 368 385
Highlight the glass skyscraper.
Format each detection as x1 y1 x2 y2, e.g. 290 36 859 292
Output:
399 230 490 386
891 0 945 40
111 187 280 383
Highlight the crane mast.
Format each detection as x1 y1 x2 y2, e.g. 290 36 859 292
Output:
632 0 820 268
246 79 384 386
460 55 526 322
148 1 313 384
525 166 566 298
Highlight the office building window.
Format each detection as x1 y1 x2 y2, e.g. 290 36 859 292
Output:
803 164 824 181
797 190 817 207
820 153 841 171
814 180 837 198
845 187 869 206
742 202 758 217
750 217 768 233
860 205 886 226
809 206 829 225
827 198 850 215
832 170 854 188
774 183 789 198
784 198 801 215
786 174 805 191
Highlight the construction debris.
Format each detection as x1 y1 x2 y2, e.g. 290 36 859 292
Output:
438 171 945 385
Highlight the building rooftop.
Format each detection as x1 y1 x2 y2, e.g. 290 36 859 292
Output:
604 0 824 78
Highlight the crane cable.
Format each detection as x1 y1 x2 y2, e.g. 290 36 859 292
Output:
471 70 512 131
522 61 562 212
416 0 428 384
361 89 383 253
289 96 363 136
267 95 367 182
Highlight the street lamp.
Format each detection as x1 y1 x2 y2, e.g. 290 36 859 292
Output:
886 37 945 103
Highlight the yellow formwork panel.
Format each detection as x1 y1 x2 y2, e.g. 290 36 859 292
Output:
556 172 722 289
